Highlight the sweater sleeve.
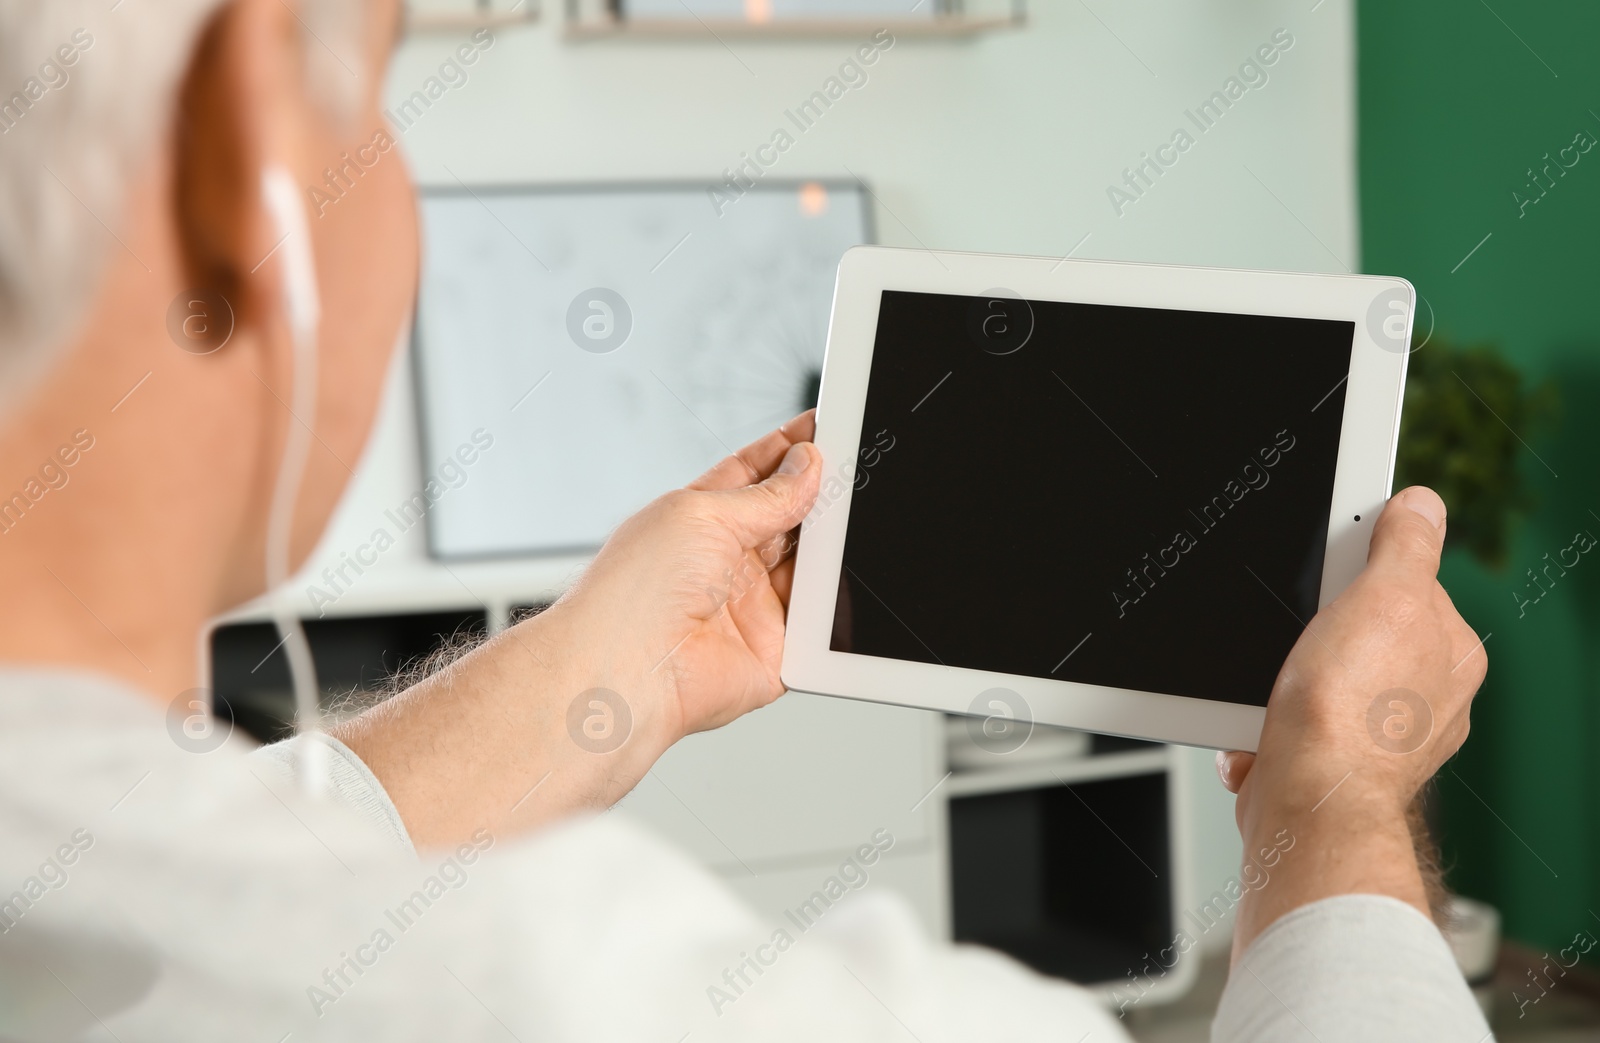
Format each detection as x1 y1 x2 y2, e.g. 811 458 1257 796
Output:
1213 894 1493 1042
250 731 414 852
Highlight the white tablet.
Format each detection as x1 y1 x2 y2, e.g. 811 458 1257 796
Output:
780 246 1415 752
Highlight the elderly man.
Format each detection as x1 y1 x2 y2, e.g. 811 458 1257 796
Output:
0 0 1491 1039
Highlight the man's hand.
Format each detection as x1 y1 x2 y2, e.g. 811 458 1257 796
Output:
336 413 823 848
555 411 822 742
1216 486 1487 963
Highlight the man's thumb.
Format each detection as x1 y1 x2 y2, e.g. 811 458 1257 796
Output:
712 442 822 547
1367 486 1448 587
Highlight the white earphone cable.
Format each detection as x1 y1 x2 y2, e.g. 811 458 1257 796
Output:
260 166 326 796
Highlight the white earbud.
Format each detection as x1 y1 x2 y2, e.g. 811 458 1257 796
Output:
261 166 320 349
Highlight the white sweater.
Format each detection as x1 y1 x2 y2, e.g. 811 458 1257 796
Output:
0 668 1492 1041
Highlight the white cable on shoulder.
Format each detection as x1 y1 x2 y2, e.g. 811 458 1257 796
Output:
260 165 326 796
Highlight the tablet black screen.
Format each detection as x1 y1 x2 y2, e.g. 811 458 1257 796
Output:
829 289 1355 708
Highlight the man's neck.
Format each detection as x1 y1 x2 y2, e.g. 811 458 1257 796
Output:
0 219 252 705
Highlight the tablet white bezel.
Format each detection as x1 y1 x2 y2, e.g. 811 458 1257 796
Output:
780 246 1414 753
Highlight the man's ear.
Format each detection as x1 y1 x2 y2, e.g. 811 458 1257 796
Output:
171 0 305 338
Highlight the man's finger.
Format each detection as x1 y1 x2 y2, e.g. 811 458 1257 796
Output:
768 556 796 608
689 411 817 492
780 409 818 445
1216 750 1256 794
709 442 821 548
1366 486 1448 589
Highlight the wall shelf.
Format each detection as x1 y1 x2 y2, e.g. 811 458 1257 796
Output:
404 0 540 34
945 747 1172 798
566 16 1022 41
563 0 1024 41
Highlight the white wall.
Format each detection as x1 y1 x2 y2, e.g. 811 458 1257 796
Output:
372 0 1359 951
386 1 1357 272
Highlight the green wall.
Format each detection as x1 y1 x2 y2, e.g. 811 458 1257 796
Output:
1359 1 1600 948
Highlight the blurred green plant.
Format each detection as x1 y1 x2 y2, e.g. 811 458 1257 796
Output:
1394 336 1559 569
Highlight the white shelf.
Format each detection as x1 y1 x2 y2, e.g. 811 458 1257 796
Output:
945 747 1171 798
404 0 540 33
565 14 1023 40
561 0 1025 41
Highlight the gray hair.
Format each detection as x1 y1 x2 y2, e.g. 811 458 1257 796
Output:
0 0 364 413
